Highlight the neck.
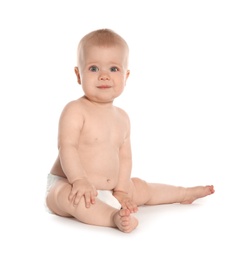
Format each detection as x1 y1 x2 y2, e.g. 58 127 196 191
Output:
83 95 114 108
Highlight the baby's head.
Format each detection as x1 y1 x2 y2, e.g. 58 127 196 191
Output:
76 29 129 70
74 29 130 103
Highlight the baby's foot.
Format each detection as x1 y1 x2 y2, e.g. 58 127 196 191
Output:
113 208 138 233
181 185 215 204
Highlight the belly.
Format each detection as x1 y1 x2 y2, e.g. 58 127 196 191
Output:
78 147 120 190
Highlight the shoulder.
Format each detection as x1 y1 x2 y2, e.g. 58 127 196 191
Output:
60 97 87 116
58 97 87 125
62 97 85 111
115 106 131 126
115 106 129 117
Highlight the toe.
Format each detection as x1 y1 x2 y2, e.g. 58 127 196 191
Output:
119 208 130 217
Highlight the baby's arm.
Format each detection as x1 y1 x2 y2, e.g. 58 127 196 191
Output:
58 101 97 207
113 114 138 213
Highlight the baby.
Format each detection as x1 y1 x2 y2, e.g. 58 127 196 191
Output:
46 29 215 233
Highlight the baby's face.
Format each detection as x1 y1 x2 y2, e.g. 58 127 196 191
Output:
76 44 130 103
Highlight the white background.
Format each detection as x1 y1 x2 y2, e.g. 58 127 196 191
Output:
0 0 241 259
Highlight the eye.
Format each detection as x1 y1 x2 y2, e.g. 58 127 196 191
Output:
110 66 119 72
89 65 99 72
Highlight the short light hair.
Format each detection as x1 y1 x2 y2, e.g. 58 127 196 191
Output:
77 29 129 66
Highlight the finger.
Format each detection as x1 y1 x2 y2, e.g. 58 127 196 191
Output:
74 192 83 206
126 202 134 212
120 202 128 209
126 201 138 213
90 191 97 204
84 193 91 208
132 204 138 213
68 189 76 201
94 189 98 197
129 200 138 210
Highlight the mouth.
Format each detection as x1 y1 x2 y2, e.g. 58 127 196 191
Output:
97 85 111 89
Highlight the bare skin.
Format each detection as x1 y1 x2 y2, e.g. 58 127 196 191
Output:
46 173 214 232
46 29 215 233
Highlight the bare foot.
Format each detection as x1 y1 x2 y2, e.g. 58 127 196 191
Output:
181 185 215 204
113 208 138 233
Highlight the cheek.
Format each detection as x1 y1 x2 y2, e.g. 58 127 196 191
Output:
114 78 126 90
81 74 94 85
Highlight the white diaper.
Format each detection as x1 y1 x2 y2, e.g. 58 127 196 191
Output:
45 173 121 213
96 190 121 209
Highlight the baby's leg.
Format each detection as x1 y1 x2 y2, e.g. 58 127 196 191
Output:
46 180 138 233
131 177 215 206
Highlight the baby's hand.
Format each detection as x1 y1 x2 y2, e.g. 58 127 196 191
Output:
69 178 97 208
113 191 138 213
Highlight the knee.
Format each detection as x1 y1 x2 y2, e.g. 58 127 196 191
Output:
132 177 148 189
47 182 73 217
55 183 73 209
131 178 150 204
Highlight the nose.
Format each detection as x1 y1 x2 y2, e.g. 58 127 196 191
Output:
99 70 110 80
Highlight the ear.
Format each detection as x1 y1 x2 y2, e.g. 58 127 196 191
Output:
126 70 130 79
74 67 81 84
125 70 130 84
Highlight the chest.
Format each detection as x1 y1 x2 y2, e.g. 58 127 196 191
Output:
81 111 128 145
